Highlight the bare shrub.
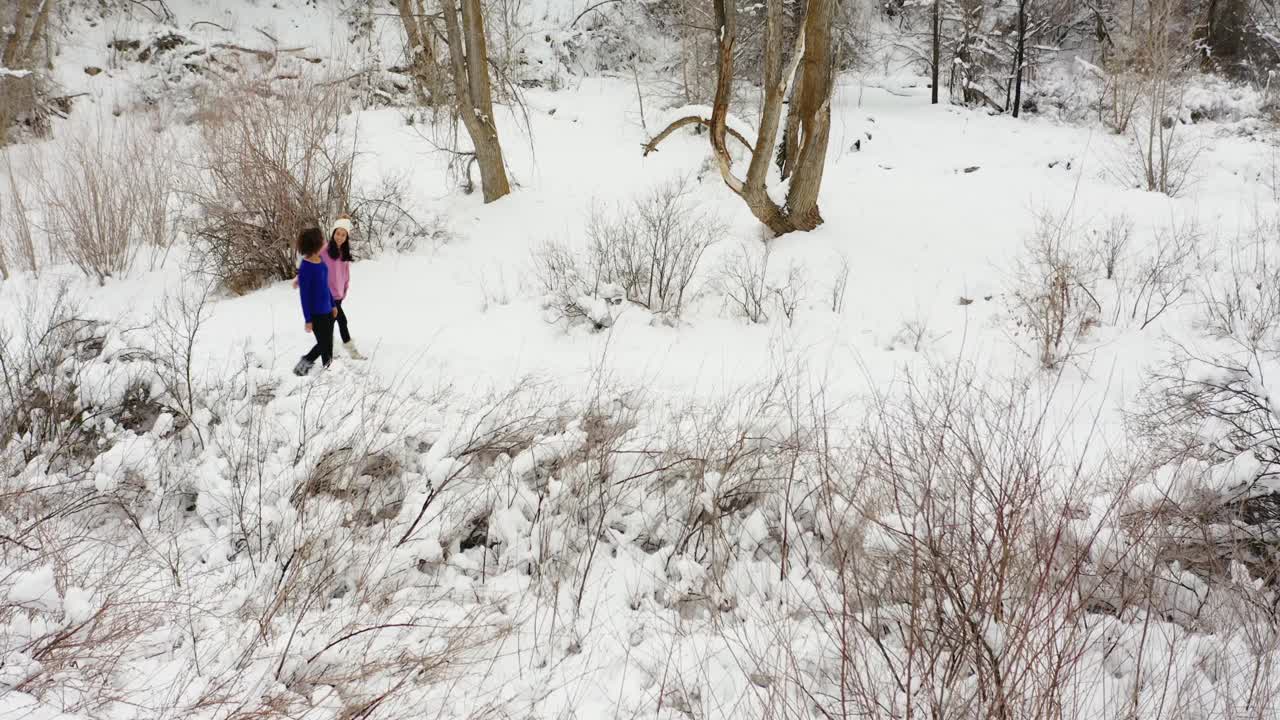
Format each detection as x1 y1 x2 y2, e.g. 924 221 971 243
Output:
1123 0 1199 196
1128 104 1198 197
0 183 7 280
1011 212 1100 369
719 242 772 324
189 81 353 294
142 282 215 444
1126 220 1197 330
587 178 721 318
1198 224 1280 344
829 253 850 314
805 365 1138 718
1101 68 1143 135
889 316 939 352
770 261 804 327
1 151 39 274
1090 212 1133 280
535 179 721 328
28 119 178 284
350 172 443 254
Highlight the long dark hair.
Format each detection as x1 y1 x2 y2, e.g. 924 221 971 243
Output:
327 229 353 261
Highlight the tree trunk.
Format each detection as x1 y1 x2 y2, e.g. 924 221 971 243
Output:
931 0 941 105
395 0 442 107
439 0 511 203
779 77 803 179
1196 0 1248 73
1011 0 1027 118
779 0 808 179
22 0 51 65
646 0 833 237
3 0 29 68
784 0 834 230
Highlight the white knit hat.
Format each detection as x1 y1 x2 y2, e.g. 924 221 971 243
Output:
332 218 353 234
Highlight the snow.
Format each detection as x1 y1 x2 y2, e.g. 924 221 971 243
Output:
6 0 1280 717
6 566 60 613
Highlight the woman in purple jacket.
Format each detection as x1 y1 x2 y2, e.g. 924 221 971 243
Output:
324 215 365 360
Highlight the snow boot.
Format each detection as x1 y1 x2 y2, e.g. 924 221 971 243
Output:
292 357 314 377
343 341 366 360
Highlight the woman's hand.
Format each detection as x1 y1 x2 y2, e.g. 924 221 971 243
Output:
305 323 313 334
292 279 299 289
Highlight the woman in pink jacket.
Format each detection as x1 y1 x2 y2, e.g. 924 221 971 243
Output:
323 215 365 359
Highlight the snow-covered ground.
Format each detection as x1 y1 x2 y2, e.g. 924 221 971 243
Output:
6 1 1280 718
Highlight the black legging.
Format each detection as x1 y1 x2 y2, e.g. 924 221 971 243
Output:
304 314 335 366
334 300 351 344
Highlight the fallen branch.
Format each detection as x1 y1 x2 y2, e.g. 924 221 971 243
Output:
642 115 752 156
212 43 309 60
188 20 230 32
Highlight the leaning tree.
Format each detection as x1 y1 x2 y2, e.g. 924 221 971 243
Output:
643 0 835 236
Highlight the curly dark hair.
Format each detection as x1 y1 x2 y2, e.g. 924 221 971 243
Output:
297 227 326 257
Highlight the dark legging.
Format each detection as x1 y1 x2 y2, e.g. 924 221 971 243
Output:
334 300 351 344
304 314 335 366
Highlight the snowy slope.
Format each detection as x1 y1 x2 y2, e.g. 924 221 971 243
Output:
5 1 1280 718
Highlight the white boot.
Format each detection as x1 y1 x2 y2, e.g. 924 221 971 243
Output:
344 341 366 360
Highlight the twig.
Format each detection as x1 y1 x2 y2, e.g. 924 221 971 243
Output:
570 0 625 28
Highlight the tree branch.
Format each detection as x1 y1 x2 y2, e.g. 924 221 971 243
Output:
641 115 752 157
570 0 626 28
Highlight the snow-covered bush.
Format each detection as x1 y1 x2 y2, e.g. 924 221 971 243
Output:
188 81 353 294
804 367 1126 717
534 238 620 330
0 292 516 716
0 286 103 474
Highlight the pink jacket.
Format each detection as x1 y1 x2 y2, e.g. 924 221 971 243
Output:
321 250 350 301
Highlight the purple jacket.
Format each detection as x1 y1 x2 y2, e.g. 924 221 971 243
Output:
321 249 350 301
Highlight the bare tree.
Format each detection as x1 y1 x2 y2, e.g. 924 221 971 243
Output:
1128 0 1197 196
932 0 942 105
1011 0 1029 117
395 0 448 110
440 0 512 203
643 0 835 236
